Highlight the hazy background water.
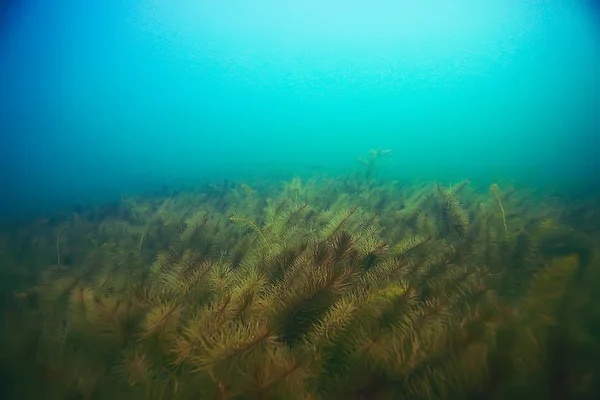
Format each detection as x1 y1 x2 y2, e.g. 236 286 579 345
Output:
1 0 599 219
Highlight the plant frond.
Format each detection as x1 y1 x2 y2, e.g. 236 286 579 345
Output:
230 214 271 250
114 346 154 387
437 184 470 237
188 319 275 372
329 231 356 261
236 343 310 399
449 179 471 195
390 235 429 258
319 205 360 240
306 297 357 347
353 226 386 256
227 269 268 321
139 302 182 341
180 209 209 241
361 258 413 288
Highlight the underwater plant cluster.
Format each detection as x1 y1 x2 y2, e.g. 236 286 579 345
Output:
0 154 599 399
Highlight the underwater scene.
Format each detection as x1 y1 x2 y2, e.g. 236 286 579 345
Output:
1 0 600 399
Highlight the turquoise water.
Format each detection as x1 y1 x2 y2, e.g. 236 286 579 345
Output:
1 0 599 217
2 2 600 398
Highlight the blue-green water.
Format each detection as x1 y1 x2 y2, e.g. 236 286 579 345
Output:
1 0 599 218
2 2 600 398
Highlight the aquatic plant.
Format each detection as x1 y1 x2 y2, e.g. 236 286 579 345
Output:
490 183 508 236
0 158 598 399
